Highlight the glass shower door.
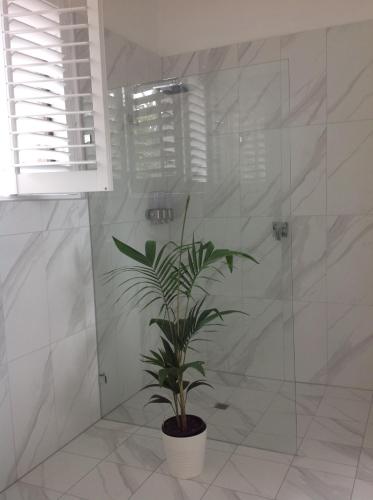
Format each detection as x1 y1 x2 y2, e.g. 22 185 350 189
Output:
89 58 297 454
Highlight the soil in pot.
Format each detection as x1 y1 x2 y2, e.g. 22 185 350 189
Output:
162 415 206 438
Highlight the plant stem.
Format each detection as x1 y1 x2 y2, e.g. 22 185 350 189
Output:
175 195 190 430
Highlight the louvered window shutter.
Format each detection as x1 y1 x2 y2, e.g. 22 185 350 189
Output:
0 0 112 195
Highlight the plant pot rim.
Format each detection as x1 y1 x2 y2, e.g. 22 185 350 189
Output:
162 414 207 438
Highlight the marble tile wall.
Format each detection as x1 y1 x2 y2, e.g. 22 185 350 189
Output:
89 31 163 418
0 199 100 492
162 18 373 391
0 27 156 494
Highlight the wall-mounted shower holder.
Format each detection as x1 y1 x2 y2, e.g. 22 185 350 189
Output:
272 221 289 241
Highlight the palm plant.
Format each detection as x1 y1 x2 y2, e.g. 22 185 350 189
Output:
107 195 258 433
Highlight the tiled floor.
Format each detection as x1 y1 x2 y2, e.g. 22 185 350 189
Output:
2 383 373 499
107 373 299 454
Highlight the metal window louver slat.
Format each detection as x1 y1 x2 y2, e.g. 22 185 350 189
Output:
0 0 112 195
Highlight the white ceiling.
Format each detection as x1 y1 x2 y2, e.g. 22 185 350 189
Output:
103 0 373 56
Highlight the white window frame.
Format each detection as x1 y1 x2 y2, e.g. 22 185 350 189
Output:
0 0 112 197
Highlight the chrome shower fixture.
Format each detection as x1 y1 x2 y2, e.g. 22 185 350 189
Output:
145 207 174 225
145 192 174 225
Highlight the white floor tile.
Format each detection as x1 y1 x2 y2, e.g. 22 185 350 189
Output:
234 445 293 465
105 433 165 471
277 466 354 500
352 479 373 500
130 472 207 500
358 448 373 481
202 485 267 499
317 397 370 423
298 438 361 466
68 462 151 500
213 454 289 498
0 482 61 499
62 421 133 459
22 451 99 493
305 417 365 446
292 456 356 478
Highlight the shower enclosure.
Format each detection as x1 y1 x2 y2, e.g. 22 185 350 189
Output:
89 59 297 454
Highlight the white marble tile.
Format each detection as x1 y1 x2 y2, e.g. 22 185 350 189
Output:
305 416 365 446
239 61 284 132
84 327 100 425
0 288 6 367
162 52 199 79
291 216 326 301
46 228 95 342
328 20 373 122
52 331 98 446
363 424 373 448
281 29 326 126
324 386 372 402
0 202 43 236
298 438 361 467
327 121 373 215
297 415 313 437
8 347 58 478
358 448 373 481
206 422 248 445
213 453 289 498
60 496 84 500
291 456 356 478
105 401 165 429
238 37 280 66
63 421 132 460
130 472 207 500
0 482 61 499
293 301 327 383
277 466 354 500
203 485 267 500
227 299 286 380
41 199 89 231
317 397 370 423
253 411 296 438
240 128 288 217
105 30 161 89
327 216 373 305
22 451 99 493
0 364 16 492
241 217 284 299
242 431 297 455
198 45 238 74
327 304 373 390
234 446 292 465
204 68 239 135
352 478 373 500
209 406 262 434
296 392 324 416
162 45 237 79
290 125 326 215
227 387 275 414
239 376 282 393
203 134 240 218
106 433 165 471
0 232 49 361
69 462 151 500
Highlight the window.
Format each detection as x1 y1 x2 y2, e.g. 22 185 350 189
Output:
116 77 207 193
0 0 112 196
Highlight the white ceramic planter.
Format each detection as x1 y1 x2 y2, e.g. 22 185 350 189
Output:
162 425 207 479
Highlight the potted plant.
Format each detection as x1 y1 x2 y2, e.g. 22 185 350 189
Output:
108 195 257 478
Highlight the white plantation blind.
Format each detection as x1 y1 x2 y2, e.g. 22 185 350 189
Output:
0 0 112 195
122 79 208 190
